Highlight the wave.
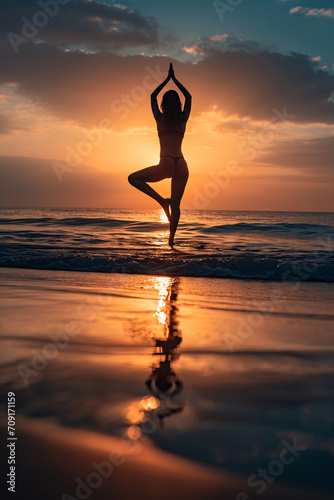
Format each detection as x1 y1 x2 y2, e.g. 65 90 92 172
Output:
1 210 333 281
0 251 333 281
201 222 334 237
0 216 134 228
1 217 334 237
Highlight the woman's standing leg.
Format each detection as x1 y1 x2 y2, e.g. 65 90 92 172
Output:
169 159 189 246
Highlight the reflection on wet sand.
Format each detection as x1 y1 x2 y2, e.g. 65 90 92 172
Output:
146 278 184 425
124 277 185 437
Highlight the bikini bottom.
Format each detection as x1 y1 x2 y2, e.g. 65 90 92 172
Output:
160 155 184 173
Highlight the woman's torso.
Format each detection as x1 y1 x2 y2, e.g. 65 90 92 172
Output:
157 116 186 157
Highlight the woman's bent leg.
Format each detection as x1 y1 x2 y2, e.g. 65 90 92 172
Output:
128 160 174 220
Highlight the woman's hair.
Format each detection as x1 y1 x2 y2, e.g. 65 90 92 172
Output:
161 90 183 129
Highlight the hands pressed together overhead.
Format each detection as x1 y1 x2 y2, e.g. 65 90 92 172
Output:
168 63 175 80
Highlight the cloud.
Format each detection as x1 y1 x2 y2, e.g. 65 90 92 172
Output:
189 46 334 125
194 108 267 136
1 0 162 52
192 34 265 53
0 40 170 127
257 136 334 179
208 34 231 43
182 44 204 55
1 25 334 128
183 34 248 55
290 7 334 18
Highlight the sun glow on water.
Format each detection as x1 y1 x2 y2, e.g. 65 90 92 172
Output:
124 397 160 440
153 277 173 327
159 210 169 224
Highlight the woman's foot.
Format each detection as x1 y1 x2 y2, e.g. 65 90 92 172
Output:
168 235 174 247
161 198 171 222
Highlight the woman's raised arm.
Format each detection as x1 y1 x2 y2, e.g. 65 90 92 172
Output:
151 74 170 121
170 63 192 122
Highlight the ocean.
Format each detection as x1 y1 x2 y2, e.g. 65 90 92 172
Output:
0 207 333 281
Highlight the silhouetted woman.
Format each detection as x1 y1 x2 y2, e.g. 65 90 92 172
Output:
128 63 191 247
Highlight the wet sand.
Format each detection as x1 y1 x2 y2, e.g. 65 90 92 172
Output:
0 268 333 499
1 416 331 500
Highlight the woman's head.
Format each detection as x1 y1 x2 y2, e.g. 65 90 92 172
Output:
161 90 182 127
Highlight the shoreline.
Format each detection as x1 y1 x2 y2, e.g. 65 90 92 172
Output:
1 264 334 283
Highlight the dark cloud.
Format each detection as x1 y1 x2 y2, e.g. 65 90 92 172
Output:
0 40 169 127
1 0 161 51
197 34 268 53
191 45 334 125
1 8 334 128
257 136 334 179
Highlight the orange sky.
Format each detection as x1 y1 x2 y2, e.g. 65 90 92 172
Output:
1 1 334 211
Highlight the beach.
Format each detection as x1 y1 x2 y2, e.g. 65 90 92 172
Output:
2 0 334 496
1 266 333 499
